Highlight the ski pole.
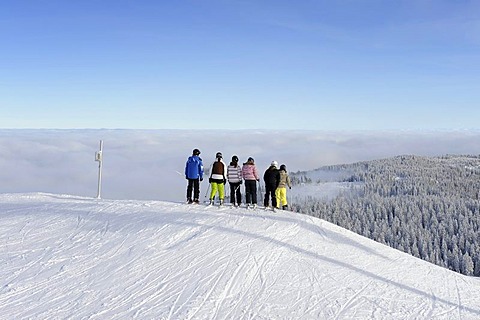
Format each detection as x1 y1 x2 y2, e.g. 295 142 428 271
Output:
258 181 263 206
174 170 183 176
226 182 230 203
204 182 211 200
232 184 240 204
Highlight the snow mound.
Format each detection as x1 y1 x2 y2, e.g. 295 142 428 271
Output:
1 193 480 319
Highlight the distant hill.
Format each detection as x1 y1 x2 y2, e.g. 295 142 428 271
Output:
291 154 480 276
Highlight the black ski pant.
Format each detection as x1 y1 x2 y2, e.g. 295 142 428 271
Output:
244 180 257 205
186 178 200 201
264 183 277 208
229 182 242 205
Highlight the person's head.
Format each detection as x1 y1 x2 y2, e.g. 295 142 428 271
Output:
232 155 238 163
247 157 254 164
271 160 278 168
192 148 201 156
280 164 287 171
215 152 223 160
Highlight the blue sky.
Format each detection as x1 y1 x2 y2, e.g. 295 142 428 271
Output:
1 0 479 130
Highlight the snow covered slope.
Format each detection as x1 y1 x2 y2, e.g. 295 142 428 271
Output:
1 193 480 319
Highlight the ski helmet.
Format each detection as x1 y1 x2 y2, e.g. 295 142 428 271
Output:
232 155 239 162
271 160 278 168
193 148 201 156
216 152 223 159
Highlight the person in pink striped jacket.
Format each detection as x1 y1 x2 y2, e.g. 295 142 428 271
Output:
242 157 260 208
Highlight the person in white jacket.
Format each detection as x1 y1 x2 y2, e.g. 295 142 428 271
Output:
208 152 227 205
227 155 242 207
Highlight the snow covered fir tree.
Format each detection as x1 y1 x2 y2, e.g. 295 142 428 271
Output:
290 155 480 276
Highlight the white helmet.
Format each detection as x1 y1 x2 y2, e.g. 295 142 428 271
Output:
271 160 278 168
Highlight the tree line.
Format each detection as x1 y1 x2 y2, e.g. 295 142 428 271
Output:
290 155 480 276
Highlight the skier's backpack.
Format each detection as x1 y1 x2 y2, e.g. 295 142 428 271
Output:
212 161 224 175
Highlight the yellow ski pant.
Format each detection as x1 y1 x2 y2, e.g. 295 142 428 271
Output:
276 187 288 208
210 182 225 200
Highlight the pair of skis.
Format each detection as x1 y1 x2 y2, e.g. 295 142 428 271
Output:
186 198 281 212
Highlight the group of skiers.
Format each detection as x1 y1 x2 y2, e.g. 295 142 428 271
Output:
185 148 292 210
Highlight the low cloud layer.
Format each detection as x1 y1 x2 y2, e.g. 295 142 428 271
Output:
1 129 479 201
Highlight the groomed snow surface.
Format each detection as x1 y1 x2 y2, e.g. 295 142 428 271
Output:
1 193 480 319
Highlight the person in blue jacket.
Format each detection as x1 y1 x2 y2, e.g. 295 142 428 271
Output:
185 148 204 204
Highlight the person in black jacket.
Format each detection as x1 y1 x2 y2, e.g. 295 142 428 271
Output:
263 161 280 209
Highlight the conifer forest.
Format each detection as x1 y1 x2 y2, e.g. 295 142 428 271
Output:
290 155 480 276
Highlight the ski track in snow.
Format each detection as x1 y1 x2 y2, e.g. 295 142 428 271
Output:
1 193 480 319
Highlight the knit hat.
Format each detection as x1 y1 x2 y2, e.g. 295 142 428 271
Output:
271 160 278 168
